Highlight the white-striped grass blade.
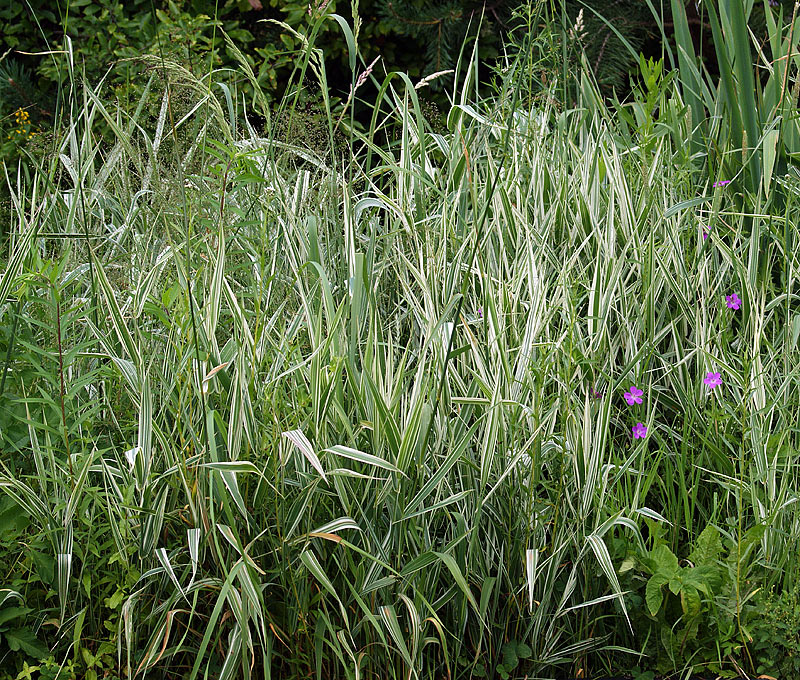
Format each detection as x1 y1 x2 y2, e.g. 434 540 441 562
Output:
283 429 327 482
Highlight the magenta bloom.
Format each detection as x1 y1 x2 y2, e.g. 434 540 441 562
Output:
632 422 648 439
702 228 709 241
590 386 603 399
477 307 483 318
623 385 644 405
725 293 741 310
713 180 731 188
704 372 722 390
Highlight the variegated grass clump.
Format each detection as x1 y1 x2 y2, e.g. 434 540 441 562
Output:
1 4 800 678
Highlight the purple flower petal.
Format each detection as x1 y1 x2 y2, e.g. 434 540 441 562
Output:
703 371 722 389
632 422 648 439
623 385 643 405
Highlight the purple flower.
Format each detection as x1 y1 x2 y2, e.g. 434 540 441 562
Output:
704 372 722 390
590 386 603 399
632 422 648 439
477 307 483 319
713 180 731 188
725 293 741 310
770 0 779 7
623 385 644 405
702 228 709 241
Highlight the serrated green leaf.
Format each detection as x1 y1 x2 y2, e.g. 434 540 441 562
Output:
689 525 722 567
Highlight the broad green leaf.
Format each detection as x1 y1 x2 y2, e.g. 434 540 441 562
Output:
680 584 701 619
646 572 670 616
4 627 48 658
650 545 679 576
688 525 722 567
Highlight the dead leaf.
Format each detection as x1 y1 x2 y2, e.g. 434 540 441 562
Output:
308 532 342 543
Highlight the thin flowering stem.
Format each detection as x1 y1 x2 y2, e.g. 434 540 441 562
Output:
308 0 332 15
415 69 455 90
353 56 380 93
335 56 381 133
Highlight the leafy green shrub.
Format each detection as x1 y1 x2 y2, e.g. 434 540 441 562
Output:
0 0 511 122
0 589 47 663
751 580 800 678
618 522 770 677
621 525 729 674
495 640 533 679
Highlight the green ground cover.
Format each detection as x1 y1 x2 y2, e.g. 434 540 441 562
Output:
1 2 800 678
